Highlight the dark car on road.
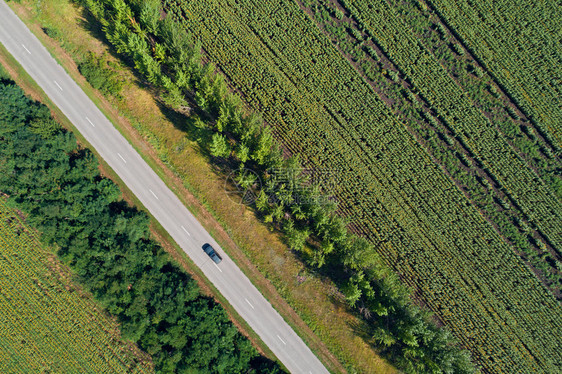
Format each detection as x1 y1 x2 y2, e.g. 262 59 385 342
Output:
202 243 222 264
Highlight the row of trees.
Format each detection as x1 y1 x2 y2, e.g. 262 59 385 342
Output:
0 73 283 373
76 0 476 372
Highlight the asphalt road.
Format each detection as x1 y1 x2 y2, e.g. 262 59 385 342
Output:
0 2 329 373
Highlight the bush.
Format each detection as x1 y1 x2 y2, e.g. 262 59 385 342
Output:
77 52 124 96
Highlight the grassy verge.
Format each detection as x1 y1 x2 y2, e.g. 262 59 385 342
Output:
4 1 397 372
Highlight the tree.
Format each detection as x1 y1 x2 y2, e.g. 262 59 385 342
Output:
341 236 378 271
341 276 362 307
28 118 61 139
160 75 185 109
255 190 270 213
323 215 348 244
372 327 397 347
194 63 215 111
236 143 250 164
0 84 43 131
215 103 229 133
210 75 231 115
158 16 197 68
241 112 262 142
235 168 257 190
209 133 231 158
290 203 307 221
139 0 161 36
271 202 285 222
285 224 309 252
105 19 130 54
251 126 274 165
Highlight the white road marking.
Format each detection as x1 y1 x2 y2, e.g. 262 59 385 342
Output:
245 298 255 310
117 153 127 163
277 335 286 345
21 44 31 54
149 189 159 200
54 80 63 91
181 225 191 236
85 117 95 127
213 262 223 273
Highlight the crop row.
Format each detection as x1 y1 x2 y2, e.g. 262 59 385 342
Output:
163 0 562 371
377 0 562 205
299 0 562 294
341 0 562 261
387 0 561 168
424 0 562 142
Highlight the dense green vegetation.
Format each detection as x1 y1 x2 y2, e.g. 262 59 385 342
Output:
339 0 562 266
0 197 153 373
296 1 562 368
37 0 561 372
71 1 560 370
76 0 482 372
0 97 153 373
153 0 561 372
77 51 125 97
0 72 283 373
71 0 562 370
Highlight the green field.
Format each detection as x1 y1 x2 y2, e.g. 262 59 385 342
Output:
300 0 562 294
425 0 562 142
161 0 562 372
0 198 153 373
9 0 561 372
340 0 562 263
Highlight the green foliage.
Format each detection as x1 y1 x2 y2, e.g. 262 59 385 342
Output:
77 52 123 96
28 118 61 139
0 82 51 134
341 276 362 307
284 219 310 252
340 236 378 271
139 0 162 36
334 8 344 20
42 25 62 40
209 133 231 158
249 127 273 165
79 0 562 372
74 0 562 372
74 0 485 371
0 78 283 374
255 190 270 213
235 142 250 164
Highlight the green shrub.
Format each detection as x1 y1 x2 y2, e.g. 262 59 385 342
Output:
77 52 124 97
